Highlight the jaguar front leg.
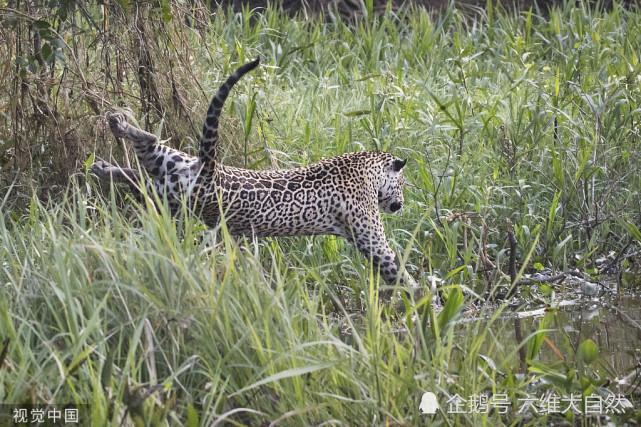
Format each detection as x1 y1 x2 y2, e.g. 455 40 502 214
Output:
345 208 417 289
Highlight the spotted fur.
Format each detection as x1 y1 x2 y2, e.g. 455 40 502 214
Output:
91 58 415 287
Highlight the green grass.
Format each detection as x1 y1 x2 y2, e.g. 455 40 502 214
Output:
1 0 641 425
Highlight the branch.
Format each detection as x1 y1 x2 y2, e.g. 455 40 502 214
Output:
506 218 518 297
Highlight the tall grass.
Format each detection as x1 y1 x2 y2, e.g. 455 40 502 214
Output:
1 0 640 424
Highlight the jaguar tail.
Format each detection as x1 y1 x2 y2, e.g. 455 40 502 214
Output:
198 57 260 174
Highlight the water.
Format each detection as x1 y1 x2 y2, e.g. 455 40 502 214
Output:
478 291 641 393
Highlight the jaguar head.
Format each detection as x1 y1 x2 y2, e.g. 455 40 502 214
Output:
378 158 407 214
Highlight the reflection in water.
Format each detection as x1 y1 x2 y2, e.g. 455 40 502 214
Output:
538 295 641 374
485 294 641 389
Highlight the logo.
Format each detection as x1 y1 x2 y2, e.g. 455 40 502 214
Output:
420 392 439 414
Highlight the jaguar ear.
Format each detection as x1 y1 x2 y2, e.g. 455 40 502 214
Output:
392 159 407 172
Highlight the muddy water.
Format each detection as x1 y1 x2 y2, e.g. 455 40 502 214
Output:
544 296 641 373
484 293 641 381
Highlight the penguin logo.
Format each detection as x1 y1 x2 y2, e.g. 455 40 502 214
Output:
419 392 439 414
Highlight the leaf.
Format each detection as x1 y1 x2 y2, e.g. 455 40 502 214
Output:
162 12 173 23
343 110 371 117
355 74 379 82
539 283 552 296
154 118 165 139
524 7 532 42
437 287 464 332
578 339 598 365
41 43 52 62
478 354 497 371
161 0 173 22
101 346 116 389
551 146 564 188
546 191 561 242
618 220 641 243
187 404 199 427
528 360 569 387
51 38 65 49
527 313 553 360
34 19 51 31
555 234 572 253
53 50 66 65
230 360 342 396
84 153 94 173
0 338 9 370
244 92 257 141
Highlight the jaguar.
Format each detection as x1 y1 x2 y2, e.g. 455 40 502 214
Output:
91 58 416 287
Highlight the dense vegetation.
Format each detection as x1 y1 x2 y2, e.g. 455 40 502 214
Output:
1 0 640 425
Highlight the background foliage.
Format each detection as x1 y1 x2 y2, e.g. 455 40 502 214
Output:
1 0 640 425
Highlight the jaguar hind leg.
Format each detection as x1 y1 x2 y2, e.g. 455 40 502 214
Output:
89 159 150 204
90 160 141 183
107 113 172 179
